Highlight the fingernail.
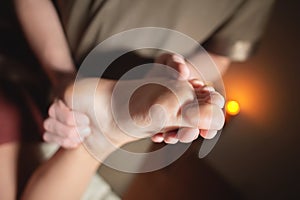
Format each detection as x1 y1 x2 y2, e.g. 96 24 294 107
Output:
74 113 90 125
79 127 91 137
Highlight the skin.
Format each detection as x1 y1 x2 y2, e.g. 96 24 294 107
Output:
13 0 76 86
21 76 225 200
44 53 230 147
0 0 230 199
62 78 225 147
0 143 19 200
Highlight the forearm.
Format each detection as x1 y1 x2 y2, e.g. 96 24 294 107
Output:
14 0 75 86
21 145 112 200
22 79 120 200
0 143 19 200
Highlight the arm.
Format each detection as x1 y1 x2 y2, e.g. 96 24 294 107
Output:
0 142 100 200
21 80 117 200
22 73 224 199
21 146 105 200
0 143 19 200
14 0 75 89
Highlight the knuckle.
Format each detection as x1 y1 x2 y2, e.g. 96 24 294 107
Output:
64 128 75 138
65 127 78 139
64 112 75 125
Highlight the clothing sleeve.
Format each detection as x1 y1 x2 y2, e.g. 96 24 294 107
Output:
203 0 275 61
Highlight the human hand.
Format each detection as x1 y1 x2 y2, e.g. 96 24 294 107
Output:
43 100 91 148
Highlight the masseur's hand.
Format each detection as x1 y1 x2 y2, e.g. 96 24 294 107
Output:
43 100 91 148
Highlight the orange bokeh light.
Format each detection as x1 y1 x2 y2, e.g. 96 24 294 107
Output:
226 100 240 116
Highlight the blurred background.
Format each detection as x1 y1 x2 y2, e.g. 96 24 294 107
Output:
207 0 300 198
0 0 299 199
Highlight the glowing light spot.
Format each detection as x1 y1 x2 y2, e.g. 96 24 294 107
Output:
226 100 240 116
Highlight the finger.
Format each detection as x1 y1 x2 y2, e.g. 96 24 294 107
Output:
43 132 80 149
50 100 89 126
181 103 225 130
177 127 199 143
44 117 91 139
151 133 164 143
200 129 218 139
166 55 190 80
163 131 179 144
48 99 59 118
43 126 85 147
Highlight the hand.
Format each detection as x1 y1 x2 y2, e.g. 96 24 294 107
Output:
43 100 91 148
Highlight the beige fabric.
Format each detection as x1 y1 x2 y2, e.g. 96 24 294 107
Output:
203 0 275 61
56 0 274 63
56 0 249 63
